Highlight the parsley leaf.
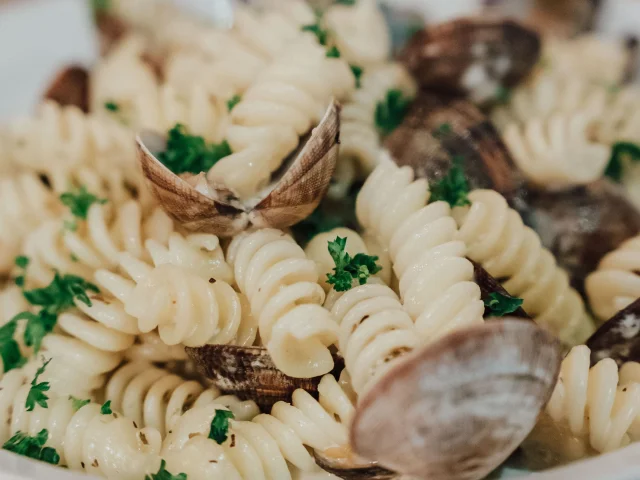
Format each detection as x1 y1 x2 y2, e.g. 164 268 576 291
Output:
227 95 241 112
433 122 452 138
335 0 356 4
145 459 187 480
69 396 90 412
0 322 27 374
59 185 107 221
494 86 511 104
101 400 112 415
429 156 471 207
158 124 232 175
350 65 363 89
326 237 382 292
23 272 99 315
605 141 640 182
326 46 341 58
11 311 56 354
484 292 524 316
14 256 29 288
104 101 119 112
25 358 52 411
3 429 59 465
92 0 110 13
301 23 328 46
209 409 234 444
375 89 413 136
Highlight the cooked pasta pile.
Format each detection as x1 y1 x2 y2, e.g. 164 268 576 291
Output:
2 0 640 478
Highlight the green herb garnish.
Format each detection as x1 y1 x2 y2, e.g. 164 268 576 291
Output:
326 237 382 292
14 256 29 288
429 156 471 207
208 409 234 445
100 400 112 415
23 272 99 314
484 292 524 316
375 89 413 136
350 65 363 89
3 429 59 465
227 95 241 112
335 0 356 4
434 122 452 138
69 396 90 412
494 86 511 104
104 101 119 112
301 23 329 46
0 321 27 374
158 124 232 175
10 311 56 354
326 46 341 58
145 459 187 480
25 358 52 411
605 141 640 182
59 186 107 231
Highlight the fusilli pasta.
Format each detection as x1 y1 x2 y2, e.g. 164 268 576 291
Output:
452 189 593 344
104 362 259 437
356 158 485 340
227 229 339 378
586 235 640 321
161 374 353 480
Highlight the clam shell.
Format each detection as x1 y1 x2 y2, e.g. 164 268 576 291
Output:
185 344 344 411
527 179 640 296
313 448 395 480
43 66 90 113
137 101 340 237
96 11 128 55
350 319 561 480
399 18 541 103
586 297 640 367
383 92 529 212
472 260 530 320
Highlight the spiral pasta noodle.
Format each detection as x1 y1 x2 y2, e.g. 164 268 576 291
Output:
0 368 162 479
585 235 640 321
227 229 339 378
356 158 485 340
452 189 593 344
0 173 63 273
104 362 259 437
503 112 610 189
340 63 416 176
125 332 189 364
207 38 355 197
161 374 353 480
541 345 640 457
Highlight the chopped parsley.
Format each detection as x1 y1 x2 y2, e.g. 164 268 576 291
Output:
104 101 119 112
14 256 29 288
375 89 413 136
0 322 27 374
22 271 99 314
25 359 52 411
59 186 107 230
69 396 91 412
605 141 640 182
429 156 471 207
301 23 329 46
100 400 113 415
158 124 232 175
145 459 187 480
227 95 241 112
11 311 56 354
208 409 234 445
3 429 59 465
434 122 453 138
326 46 341 58
350 65 363 89
335 0 356 4
494 86 511 104
484 292 524 316
326 237 382 292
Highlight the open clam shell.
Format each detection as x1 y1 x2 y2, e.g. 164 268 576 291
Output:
399 18 541 104
350 319 561 480
137 101 340 237
185 344 344 411
527 179 640 296
43 65 90 113
383 92 529 212
587 297 640 367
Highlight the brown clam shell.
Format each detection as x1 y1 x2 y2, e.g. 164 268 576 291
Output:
528 0 602 37
350 319 561 480
586 298 640 367
526 179 640 296
313 448 395 480
137 101 340 237
472 260 530 320
383 92 528 212
185 345 344 411
399 18 541 103
43 66 90 112
96 11 128 55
